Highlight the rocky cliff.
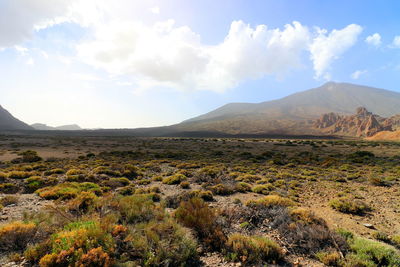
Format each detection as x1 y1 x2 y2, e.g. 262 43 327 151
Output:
314 107 392 137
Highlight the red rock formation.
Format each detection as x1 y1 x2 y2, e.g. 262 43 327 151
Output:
314 107 392 137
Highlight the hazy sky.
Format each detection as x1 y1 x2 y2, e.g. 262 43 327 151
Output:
1 0 400 128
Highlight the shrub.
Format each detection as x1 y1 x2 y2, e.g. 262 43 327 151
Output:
36 182 101 200
67 192 98 214
391 235 400 249
235 174 261 183
251 184 274 195
329 197 371 215
234 182 251 193
0 221 37 251
44 168 65 175
175 197 226 250
18 150 42 163
103 177 130 188
162 174 186 185
0 195 18 206
225 233 282 264
246 195 295 208
76 247 112 267
209 183 235 195
180 181 190 189
346 237 400 266
131 218 198 266
0 172 7 181
316 250 342 266
290 208 326 225
66 168 84 176
369 176 388 186
116 195 162 224
8 171 31 179
93 166 121 177
39 221 114 266
123 164 142 179
25 176 56 193
0 183 19 194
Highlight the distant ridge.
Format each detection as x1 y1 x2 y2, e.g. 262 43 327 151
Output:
31 123 82 131
0 105 33 130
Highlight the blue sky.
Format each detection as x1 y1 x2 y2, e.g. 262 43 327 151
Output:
1 0 400 128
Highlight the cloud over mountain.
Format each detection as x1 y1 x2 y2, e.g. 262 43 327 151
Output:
0 0 363 92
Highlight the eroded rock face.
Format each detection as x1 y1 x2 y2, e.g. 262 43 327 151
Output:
314 107 392 137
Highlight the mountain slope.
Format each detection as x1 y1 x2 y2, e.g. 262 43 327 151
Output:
186 82 400 122
0 105 33 130
178 82 400 134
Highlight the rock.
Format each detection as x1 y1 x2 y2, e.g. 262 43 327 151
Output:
363 223 375 229
314 107 392 137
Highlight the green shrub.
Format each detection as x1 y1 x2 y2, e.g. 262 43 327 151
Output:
235 174 261 183
123 164 142 179
103 177 130 188
316 250 342 266
246 195 295 208
131 218 198 266
8 171 31 179
162 174 186 185
188 190 214 201
36 182 101 200
116 194 162 224
346 237 400 266
329 197 371 215
39 221 114 266
44 168 65 175
25 176 56 193
251 184 274 195
209 183 234 195
234 182 251 192
225 233 282 264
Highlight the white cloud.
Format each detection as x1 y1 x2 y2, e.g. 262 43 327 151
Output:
77 20 310 92
365 33 381 47
309 24 363 80
14 45 29 56
0 0 363 92
150 6 160 14
351 69 367 80
26 57 35 65
391 36 400 48
0 0 77 48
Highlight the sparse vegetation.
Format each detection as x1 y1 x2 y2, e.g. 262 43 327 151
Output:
0 135 398 265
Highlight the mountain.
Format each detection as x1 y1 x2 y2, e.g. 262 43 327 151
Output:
0 105 33 130
177 82 400 135
31 123 82 131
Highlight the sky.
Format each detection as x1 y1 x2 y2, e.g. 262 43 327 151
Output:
1 0 400 128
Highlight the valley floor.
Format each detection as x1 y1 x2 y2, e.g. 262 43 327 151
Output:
0 135 399 266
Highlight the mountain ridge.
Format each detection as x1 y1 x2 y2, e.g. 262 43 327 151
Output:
185 82 400 123
178 82 400 135
0 105 33 130
31 123 82 131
